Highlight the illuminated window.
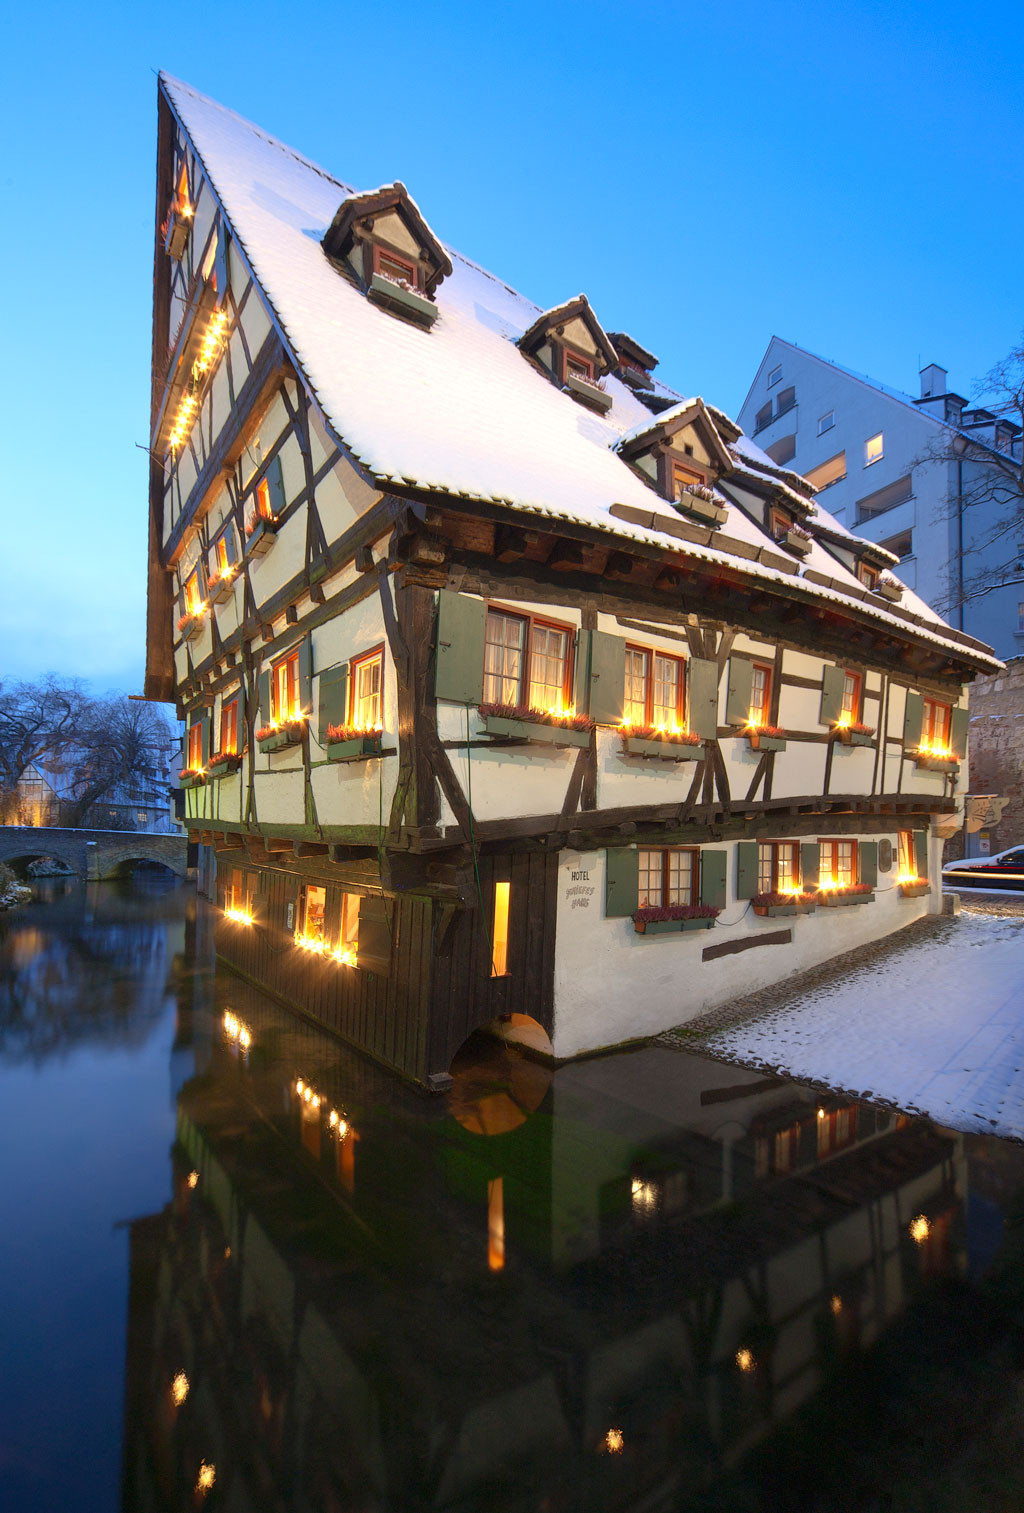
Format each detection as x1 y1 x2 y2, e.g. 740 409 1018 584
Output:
841 671 861 722
624 646 650 725
374 244 417 287
183 569 203 615
625 645 686 729
219 698 238 755
865 432 884 466
818 410 835 435
491 880 510 977
749 663 772 726
803 451 847 491
530 623 570 708
858 561 880 590
638 848 698 908
186 722 203 770
563 347 594 383
271 649 300 723
227 868 254 912
483 608 572 711
757 841 798 894
254 474 276 523
487 1177 505 1270
898 829 914 877
340 892 361 954
210 528 232 580
298 884 327 944
484 610 527 704
922 698 951 749
350 648 383 730
820 838 857 888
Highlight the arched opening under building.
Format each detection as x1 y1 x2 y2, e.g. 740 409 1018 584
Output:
448 1014 554 1135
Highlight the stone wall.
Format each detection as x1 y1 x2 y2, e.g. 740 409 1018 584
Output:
963 656 1024 856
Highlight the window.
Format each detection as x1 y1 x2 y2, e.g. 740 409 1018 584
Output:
671 459 706 498
803 451 846 491
818 410 835 435
840 671 862 723
767 365 782 388
340 892 361 954
271 649 300 723
491 880 510 977
856 474 912 522
749 663 772 726
878 528 912 561
298 884 327 944
226 868 255 913
374 244 417 287
769 507 792 542
624 645 687 729
483 607 572 711
765 434 796 467
898 830 914 878
563 347 594 383
349 647 383 730
638 848 698 908
211 528 232 579
183 568 203 616
757 841 798 894
922 697 951 750
774 1125 798 1174
186 722 203 770
819 839 857 889
254 473 276 523
857 562 879 590
776 385 796 416
864 432 884 466
754 401 773 433
817 1105 857 1157
219 698 239 755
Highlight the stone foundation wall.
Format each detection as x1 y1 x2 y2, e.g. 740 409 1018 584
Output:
964 656 1024 856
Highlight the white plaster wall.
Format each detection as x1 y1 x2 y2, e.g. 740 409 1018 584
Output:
252 768 305 824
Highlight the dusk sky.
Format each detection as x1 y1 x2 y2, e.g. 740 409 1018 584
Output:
2 0 1021 695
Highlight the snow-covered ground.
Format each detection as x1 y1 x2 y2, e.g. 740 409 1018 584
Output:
702 907 1024 1141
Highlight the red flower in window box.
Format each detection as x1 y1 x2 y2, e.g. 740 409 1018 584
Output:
817 882 874 907
751 890 817 916
633 903 720 934
619 723 701 745
478 702 595 733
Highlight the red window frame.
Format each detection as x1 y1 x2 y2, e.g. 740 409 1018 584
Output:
922 697 951 749
219 698 239 755
624 645 687 729
348 645 385 730
211 529 232 579
271 649 300 724
756 841 799 894
749 663 773 727
637 847 699 909
483 604 575 711
841 670 862 722
562 347 594 383
819 838 858 889
254 475 275 523
183 568 203 616
858 561 879 589
186 722 203 771
373 244 418 288
769 507 792 541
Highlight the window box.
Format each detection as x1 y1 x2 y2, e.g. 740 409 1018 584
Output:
898 878 931 898
747 730 787 753
256 721 305 753
480 712 592 748
913 752 958 773
622 733 704 761
817 888 875 907
164 206 190 260
368 271 438 325
178 769 205 789
874 579 904 603
564 373 613 414
206 570 237 605
327 734 383 763
675 489 728 527
782 528 812 557
177 612 205 643
634 915 716 935
752 894 817 917
245 516 278 558
206 754 242 778
837 725 876 748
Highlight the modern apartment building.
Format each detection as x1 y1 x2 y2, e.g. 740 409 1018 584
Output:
738 338 1023 658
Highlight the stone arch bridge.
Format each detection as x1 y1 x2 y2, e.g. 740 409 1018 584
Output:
0 827 190 881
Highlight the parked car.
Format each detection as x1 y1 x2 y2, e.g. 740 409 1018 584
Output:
943 846 1024 890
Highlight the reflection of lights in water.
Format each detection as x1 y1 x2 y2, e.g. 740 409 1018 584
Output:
223 1011 252 1050
487 1177 505 1271
328 1109 349 1136
196 1461 216 1494
830 1294 843 1316
187 1170 199 1189
910 1215 930 1244
171 1371 189 1406
631 1177 657 1213
603 1427 624 1454
817 1108 825 1121
224 1246 231 1259
735 1348 755 1373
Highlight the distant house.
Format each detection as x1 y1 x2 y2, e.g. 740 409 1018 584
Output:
4 752 180 834
738 339 1023 658
146 77 999 1089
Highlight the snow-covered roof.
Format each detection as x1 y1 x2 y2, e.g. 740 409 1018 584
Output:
159 76 1000 672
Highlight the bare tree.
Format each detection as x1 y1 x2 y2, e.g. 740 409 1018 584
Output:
59 699 176 829
0 678 88 819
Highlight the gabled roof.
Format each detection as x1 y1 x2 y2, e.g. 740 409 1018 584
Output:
321 181 453 293
615 398 734 474
156 76 1000 673
607 331 659 372
516 294 619 375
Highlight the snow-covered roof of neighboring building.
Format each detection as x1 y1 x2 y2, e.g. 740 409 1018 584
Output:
160 76 999 671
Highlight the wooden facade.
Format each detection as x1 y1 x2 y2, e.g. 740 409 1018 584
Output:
147 77 1000 1087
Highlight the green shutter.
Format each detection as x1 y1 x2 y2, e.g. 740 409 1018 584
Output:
297 637 313 718
213 223 229 305
587 630 626 725
223 526 238 566
949 705 969 761
573 629 590 713
434 590 486 704
266 454 286 518
725 658 754 726
700 850 727 909
605 847 639 917
259 669 272 729
736 840 759 899
859 841 878 888
914 829 929 879
800 841 819 890
687 657 720 740
903 691 924 748
356 894 392 977
318 664 349 744
820 665 846 726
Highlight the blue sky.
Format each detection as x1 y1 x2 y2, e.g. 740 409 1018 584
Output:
1 0 1021 693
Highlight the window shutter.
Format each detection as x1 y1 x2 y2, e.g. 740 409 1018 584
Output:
949 706 969 761
266 454 287 518
736 840 759 899
902 691 924 749
605 847 639 917
700 850 727 909
800 841 819 890
318 664 349 745
297 637 313 718
434 590 486 704
356 894 392 977
224 526 238 566
820 665 846 726
859 841 878 888
585 630 626 725
725 659 754 726
259 669 272 729
914 829 929 880
687 657 720 740
213 224 230 305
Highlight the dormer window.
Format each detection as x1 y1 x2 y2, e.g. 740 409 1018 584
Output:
770 506 792 541
375 246 418 289
564 349 594 384
616 399 732 527
517 296 616 414
858 562 880 590
322 183 452 329
672 460 707 499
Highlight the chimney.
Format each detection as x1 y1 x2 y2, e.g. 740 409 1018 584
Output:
920 362 948 399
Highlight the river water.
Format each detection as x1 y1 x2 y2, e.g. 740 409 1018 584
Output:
2 878 1024 1512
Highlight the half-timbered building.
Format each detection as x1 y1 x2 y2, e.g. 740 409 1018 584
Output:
146 76 1000 1088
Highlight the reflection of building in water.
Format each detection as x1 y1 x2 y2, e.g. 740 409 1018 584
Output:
121 995 966 1511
